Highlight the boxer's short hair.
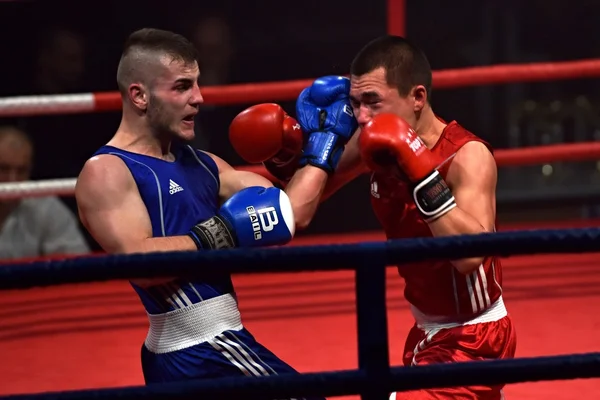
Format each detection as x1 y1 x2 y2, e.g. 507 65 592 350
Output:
116 28 198 94
121 28 198 65
350 35 432 100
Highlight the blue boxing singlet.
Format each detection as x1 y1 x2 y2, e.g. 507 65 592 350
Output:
91 142 319 397
93 143 234 313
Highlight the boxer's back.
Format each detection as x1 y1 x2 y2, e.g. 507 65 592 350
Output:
370 120 503 320
93 144 234 314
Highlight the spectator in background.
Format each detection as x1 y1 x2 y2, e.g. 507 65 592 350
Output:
0 126 89 260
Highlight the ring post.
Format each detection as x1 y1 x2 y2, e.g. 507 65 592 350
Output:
355 255 390 400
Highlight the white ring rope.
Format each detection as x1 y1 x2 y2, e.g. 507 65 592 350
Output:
0 94 95 117
2 138 600 200
0 178 77 200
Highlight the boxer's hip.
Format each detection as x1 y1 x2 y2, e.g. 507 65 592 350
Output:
144 293 244 354
403 297 516 367
140 327 311 390
397 313 516 400
410 296 508 331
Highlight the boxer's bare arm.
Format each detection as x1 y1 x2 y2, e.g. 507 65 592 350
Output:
75 155 197 254
285 130 368 228
320 130 370 201
203 151 274 205
427 141 497 274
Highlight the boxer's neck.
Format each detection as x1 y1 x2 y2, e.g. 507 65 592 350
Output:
112 116 173 161
414 106 446 149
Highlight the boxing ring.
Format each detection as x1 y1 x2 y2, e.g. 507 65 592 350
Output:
2 42 600 400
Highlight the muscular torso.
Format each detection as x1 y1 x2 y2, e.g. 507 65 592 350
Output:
369 120 503 319
93 144 234 314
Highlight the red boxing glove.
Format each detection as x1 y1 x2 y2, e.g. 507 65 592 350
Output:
359 113 456 222
229 103 303 182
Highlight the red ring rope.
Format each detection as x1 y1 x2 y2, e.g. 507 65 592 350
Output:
1 58 600 118
236 141 600 180
93 58 600 110
492 141 600 167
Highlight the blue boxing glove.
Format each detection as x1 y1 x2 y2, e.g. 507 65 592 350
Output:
296 76 358 173
188 186 295 250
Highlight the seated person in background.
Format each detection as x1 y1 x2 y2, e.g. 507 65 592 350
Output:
0 126 90 260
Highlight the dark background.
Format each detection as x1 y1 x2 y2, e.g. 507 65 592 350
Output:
0 0 599 251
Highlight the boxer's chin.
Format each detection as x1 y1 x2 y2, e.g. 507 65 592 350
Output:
176 122 196 142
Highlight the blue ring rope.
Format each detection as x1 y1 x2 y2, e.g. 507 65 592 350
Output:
2 228 599 399
2 353 600 400
0 227 599 289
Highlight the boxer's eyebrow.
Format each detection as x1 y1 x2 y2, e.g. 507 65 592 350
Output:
350 91 381 103
175 77 194 84
361 91 381 101
173 76 200 87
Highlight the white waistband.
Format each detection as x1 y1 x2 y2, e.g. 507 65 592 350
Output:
145 293 244 354
412 296 508 332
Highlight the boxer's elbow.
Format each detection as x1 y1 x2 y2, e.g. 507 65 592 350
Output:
452 257 485 275
294 210 314 231
289 199 320 231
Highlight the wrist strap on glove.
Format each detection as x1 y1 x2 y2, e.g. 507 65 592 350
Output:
412 170 457 222
299 131 344 174
188 216 237 250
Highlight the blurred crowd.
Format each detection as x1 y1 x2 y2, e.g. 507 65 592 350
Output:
0 0 599 259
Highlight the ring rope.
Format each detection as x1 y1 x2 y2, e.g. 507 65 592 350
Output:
0 58 599 117
0 178 78 200
1 227 600 290
2 353 600 400
2 230 600 399
4 140 600 200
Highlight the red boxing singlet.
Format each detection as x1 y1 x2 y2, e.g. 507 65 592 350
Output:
369 120 503 319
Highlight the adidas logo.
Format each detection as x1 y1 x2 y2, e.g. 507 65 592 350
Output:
169 179 183 195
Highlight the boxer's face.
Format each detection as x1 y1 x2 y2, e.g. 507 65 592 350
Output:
146 58 203 141
350 67 420 130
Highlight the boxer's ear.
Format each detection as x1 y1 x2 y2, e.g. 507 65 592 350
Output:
411 85 427 113
128 83 148 111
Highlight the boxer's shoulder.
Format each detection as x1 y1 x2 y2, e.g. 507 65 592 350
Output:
77 153 135 200
447 141 496 182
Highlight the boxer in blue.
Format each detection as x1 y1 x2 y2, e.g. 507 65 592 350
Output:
75 28 355 399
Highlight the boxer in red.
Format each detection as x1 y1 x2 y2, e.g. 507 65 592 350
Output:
229 35 516 400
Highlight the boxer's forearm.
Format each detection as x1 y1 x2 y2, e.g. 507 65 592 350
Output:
427 206 488 274
126 235 198 254
284 166 329 229
114 236 196 287
219 170 274 204
126 237 194 287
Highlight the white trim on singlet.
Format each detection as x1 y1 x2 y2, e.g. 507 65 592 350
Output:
109 152 166 236
185 146 219 189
